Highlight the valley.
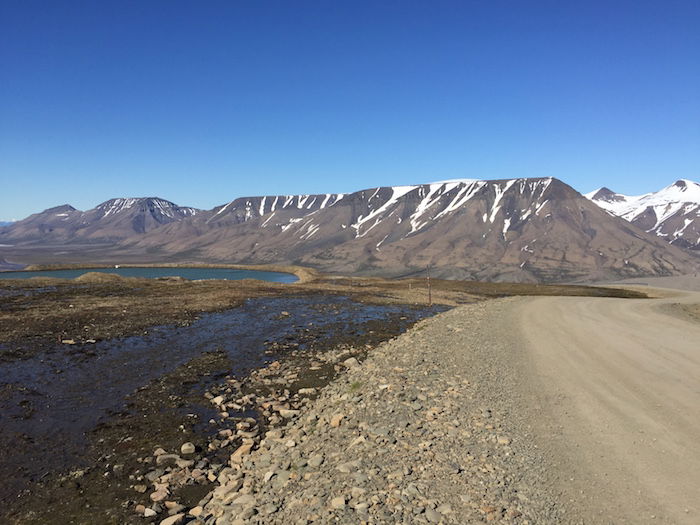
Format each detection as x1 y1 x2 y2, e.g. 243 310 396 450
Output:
1 177 698 524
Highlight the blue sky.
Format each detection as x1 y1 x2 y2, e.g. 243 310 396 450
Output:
1 1 698 220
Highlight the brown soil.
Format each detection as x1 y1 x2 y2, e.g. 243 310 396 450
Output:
0 270 644 361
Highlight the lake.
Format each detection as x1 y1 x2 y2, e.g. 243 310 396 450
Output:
0 266 298 283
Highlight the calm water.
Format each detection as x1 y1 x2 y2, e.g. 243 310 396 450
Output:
0 266 298 282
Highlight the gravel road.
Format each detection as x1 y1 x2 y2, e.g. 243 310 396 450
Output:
197 286 699 524
517 288 700 525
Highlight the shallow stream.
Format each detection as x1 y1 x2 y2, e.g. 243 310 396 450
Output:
0 295 443 509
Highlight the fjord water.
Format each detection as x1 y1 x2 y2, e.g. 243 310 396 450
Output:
0 267 298 282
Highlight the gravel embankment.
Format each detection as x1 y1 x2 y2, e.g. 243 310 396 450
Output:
196 299 571 524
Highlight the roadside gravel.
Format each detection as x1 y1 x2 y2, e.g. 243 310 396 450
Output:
201 299 574 524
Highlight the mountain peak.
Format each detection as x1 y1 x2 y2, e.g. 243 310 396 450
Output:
672 179 700 189
587 179 700 250
588 187 626 203
46 204 78 213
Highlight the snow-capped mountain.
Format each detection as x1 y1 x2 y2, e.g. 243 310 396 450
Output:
586 180 700 250
205 193 346 226
123 177 697 282
3 179 697 282
0 198 201 242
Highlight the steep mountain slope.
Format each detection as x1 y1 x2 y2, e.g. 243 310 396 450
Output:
0 198 201 243
586 180 700 250
205 193 346 226
124 178 698 282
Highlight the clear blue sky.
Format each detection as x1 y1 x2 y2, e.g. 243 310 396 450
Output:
1 0 698 220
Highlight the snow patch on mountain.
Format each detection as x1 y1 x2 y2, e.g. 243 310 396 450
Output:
586 180 700 248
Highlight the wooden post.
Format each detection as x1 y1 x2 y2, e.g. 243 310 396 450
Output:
427 266 432 306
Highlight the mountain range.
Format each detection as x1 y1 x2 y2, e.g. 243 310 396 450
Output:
586 179 700 251
1 178 698 282
0 198 199 242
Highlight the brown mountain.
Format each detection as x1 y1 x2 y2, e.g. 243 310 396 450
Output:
0 198 202 244
3 178 697 282
120 178 698 282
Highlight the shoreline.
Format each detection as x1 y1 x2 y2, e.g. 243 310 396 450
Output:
1 262 319 284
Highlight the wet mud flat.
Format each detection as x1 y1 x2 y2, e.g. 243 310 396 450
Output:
0 292 445 524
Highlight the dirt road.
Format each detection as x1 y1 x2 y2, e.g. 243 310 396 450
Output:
517 288 700 524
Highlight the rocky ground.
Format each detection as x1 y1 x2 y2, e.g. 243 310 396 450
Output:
1 273 644 525
177 299 570 525
3 295 440 525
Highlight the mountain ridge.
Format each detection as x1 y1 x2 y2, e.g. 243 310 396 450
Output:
2 178 698 283
0 197 202 242
585 179 700 250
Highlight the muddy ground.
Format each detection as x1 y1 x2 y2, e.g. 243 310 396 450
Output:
0 271 644 359
0 272 645 524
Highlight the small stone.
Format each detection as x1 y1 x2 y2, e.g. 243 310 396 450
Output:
285 439 296 448
230 443 253 463
330 496 346 510
343 357 360 368
153 448 167 456
134 484 148 493
144 508 157 518
188 506 203 517
180 442 196 455
351 487 366 498
61 339 76 345
232 494 256 506
156 454 181 466
497 436 511 445
263 470 276 483
279 409 300 418
336 461 358 474
211 395 224 406
354 502 369 514
150 488 169 502
159 514 185 525
259 503 278 515
330 414 344 427
425 508 442 523
308 454 324 468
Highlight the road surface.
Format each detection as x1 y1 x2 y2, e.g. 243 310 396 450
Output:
517 287 700 524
